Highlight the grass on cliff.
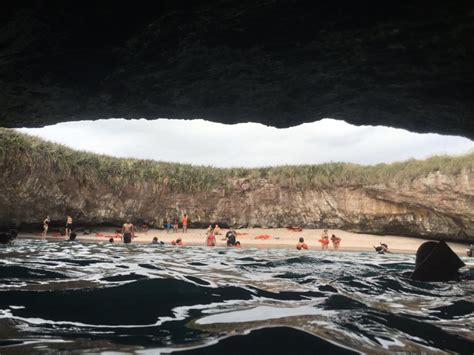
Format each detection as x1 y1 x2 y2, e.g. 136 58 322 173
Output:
1 128 473 192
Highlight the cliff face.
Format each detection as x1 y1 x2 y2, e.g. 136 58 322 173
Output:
1 130 473 242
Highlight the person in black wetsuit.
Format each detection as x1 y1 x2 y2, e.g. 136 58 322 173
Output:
225 229 237 247
122 220 135 244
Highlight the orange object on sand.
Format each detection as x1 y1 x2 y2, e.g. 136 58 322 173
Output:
236 232 248 236
255 234 271 240
96 233 104 237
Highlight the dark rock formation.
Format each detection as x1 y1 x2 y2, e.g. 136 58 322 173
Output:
0 230 17 244
410 241 465 281
1 1 473 137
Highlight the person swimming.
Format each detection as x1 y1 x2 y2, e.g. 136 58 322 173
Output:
109 237 114 243
171 238 183 246
296 237 308 250
331 234 341 250
374 243 389 254
122 220 135 244
152 237 158 244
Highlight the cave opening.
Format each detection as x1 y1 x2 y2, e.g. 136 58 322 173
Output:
15 118 474 168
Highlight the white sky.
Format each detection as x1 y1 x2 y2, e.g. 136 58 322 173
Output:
17 118 474 168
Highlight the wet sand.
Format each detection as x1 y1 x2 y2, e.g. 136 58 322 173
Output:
18 227 470 255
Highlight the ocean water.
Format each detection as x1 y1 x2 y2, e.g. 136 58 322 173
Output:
0 240 473 354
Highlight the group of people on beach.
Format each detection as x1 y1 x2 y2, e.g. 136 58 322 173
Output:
42 215 72 240
39 215 393 253
163 214 188 233
295 229 341 251
205 225 240 247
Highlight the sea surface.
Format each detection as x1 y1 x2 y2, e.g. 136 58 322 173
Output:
0 240 473 354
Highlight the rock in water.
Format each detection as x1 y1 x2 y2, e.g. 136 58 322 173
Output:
0 230 18 244
410 241 465 281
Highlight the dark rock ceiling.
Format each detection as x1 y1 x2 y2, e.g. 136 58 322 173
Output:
0 1 473 137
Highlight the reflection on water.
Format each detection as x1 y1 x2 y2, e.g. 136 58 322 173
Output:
0 240 472 354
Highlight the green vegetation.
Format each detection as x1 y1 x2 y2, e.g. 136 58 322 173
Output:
1 128 473 192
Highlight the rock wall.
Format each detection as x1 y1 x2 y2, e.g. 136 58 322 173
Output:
1 147 473 242
1 1 473 137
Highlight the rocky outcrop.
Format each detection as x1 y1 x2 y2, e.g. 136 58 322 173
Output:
1 130 473 242
1 1 473 138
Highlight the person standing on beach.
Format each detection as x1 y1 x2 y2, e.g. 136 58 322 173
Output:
206 230 216 246
331 234 341 250
65 215 73 239
182 214 188 233
163 218 171 233
173 216 179 233
319 229 329 250
42 216 50 239
122 220 135 244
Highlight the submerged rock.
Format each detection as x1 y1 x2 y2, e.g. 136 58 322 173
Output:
0 230 17 244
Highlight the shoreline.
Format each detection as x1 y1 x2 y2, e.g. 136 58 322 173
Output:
17 227 470 256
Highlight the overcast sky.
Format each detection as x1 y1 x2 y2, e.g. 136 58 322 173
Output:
17 118 474 168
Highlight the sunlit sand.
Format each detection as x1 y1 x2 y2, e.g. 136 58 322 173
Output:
20 228 469 255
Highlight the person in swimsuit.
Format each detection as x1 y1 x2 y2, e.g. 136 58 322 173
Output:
42 216 50 239
65 215 73 239
214 224 221 235
331 234 341 250
206 225 213 235
122 220 135 244
296 237 308 250
173 216 179 233
182 214 188 233
206 231 216 246
319 230 329 250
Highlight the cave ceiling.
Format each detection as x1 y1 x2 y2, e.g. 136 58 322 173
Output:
0 1 473 137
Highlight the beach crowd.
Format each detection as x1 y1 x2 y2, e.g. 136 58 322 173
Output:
39 214 350 251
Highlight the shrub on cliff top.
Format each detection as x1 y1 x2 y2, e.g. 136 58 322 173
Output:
1 128 473 191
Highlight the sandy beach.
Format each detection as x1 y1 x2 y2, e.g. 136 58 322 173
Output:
20 227 470 255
